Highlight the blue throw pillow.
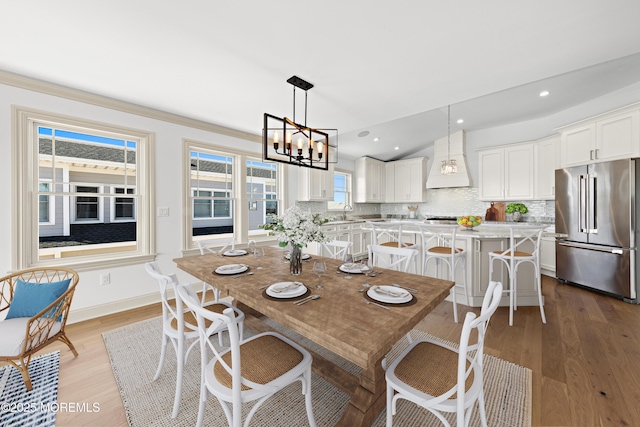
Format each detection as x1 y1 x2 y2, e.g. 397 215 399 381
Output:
5 278 72 320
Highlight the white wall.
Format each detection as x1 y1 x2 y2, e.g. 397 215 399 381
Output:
0 81 286 322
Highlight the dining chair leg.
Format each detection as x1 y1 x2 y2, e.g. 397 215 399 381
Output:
153 334 168 381
535 264 547 323
172 336 185 418
478 389 489 427
386 383 394 427
304 367 317 427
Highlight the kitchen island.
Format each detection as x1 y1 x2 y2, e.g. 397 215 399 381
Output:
308 219 563 308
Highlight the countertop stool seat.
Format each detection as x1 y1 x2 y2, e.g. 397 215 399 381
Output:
416 224 469 323
366 221 419 272
488 225 547 326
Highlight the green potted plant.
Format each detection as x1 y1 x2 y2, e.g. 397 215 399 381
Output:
506 203 528 222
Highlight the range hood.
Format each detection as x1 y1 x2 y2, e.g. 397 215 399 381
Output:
426 130 471 188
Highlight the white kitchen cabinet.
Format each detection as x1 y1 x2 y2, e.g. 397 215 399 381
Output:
384 157 427 203
297 164 335 201
535 135 560 199
478 143 534 201
559 105 640 167
354 157 385 203
540 236 556 277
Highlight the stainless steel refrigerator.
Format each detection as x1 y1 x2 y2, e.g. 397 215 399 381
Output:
555 158 638 303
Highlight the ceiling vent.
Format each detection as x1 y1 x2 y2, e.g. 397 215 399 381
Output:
426 130 471 188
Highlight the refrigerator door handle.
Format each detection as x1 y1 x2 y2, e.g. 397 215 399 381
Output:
579 175 588 233
558 241 627 254
589 174 597 233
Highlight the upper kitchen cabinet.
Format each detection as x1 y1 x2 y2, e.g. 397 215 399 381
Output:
385 157 428 203
297 163 335 201
558 103 640 167
478 143 534 201
354 157 385 202
535 135 560 199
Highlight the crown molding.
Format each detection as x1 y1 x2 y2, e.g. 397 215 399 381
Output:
0 69 261 143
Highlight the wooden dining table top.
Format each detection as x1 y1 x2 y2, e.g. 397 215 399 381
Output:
173 246 453 370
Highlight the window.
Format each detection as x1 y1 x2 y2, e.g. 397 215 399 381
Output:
328 170 352 210
113 187 136 221
74 186 101 222
184 141 284 250
38 182 53 223
13 107 155 270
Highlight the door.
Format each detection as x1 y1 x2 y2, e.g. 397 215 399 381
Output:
588 159 632 248
555 165 588 243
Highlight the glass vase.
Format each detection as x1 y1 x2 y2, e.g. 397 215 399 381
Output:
289 244 303 275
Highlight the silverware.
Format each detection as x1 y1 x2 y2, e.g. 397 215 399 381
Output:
232 272 254 279
363 300 390 310
293 294 320 305
392 284 417 293
258 284 270 290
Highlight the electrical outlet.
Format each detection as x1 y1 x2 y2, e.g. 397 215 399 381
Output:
100 273 111 286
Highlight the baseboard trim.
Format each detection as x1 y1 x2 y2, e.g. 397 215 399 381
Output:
67 292 161 324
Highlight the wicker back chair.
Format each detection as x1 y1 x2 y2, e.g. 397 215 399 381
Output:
0 267 80 390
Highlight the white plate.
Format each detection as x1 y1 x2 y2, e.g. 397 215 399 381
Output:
215 264 248 275
339 263 370 274
266 282 307 298
285 252 311 260
367 285 412 304
224 249 247 256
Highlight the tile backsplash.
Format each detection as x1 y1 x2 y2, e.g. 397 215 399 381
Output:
296 187 555 223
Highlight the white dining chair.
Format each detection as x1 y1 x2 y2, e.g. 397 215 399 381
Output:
322 239 353 261
176 283 317 427
368 244 417 273
144 262 245 418
488 225 546 326
385 281 503 427
366 221 418 249
415 223 469 323
195 237 237 302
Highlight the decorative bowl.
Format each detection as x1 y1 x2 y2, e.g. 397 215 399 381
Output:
457 215 482 229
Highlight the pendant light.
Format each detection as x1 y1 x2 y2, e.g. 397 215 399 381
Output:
440 105 458 175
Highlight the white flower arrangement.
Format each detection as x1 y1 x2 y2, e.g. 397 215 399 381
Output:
261 206 332 247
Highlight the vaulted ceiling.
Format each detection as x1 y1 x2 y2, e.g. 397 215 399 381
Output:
2 1 640 160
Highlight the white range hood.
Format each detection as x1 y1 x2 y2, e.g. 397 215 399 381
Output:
426 130 471 189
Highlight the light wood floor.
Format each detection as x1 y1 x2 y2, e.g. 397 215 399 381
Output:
33 276 640 426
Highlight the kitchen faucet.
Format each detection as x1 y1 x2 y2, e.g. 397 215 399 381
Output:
342 204 352 221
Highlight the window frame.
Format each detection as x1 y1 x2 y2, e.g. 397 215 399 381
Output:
183 139 287 253
13 106 156 271
71 185 104 224
38 180 55 225
327 169 353 211
111 186 136 222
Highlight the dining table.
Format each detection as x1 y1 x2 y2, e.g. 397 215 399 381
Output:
174 245 454 426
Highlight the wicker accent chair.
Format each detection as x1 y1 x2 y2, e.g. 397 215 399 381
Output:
0 267 80 390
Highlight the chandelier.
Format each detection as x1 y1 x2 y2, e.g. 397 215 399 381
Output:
441 104 458 175
263 76 337 170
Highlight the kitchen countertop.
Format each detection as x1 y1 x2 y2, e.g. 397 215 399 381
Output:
323 219 564 238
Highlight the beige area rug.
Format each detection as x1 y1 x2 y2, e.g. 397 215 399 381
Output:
102 316 531 427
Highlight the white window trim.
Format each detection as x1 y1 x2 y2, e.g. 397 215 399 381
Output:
183 139 287 253
191 188 233 220
13 106 156 271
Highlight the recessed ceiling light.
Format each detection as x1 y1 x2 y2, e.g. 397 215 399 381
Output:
357 130 370 137
539 90 550 97
394 146 400 150
457 119 464 124
373 137 380 142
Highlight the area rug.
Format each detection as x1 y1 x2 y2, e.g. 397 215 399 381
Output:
0 351 60 427
103 317 531 427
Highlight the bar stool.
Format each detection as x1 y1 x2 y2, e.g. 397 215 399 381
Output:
415 224 469 323
489 225 546 326
366 221 419 272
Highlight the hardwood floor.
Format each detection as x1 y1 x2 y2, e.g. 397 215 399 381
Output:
34 276 640 426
